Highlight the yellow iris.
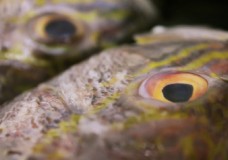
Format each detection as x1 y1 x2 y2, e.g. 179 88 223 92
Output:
31 13 84 43
140 72 208 103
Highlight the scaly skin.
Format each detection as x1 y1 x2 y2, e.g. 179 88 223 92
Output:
0 27 227 160
0 0 156 104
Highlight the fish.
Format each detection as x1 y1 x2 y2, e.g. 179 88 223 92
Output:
0 0 156 104
0 26 227 160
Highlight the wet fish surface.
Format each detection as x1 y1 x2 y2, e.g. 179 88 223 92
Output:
0 0 156 104
0 27 227 160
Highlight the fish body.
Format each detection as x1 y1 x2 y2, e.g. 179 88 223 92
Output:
0 0 156 104
0 27 227 160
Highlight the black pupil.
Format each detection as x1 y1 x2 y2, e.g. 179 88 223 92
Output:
162 83 193 103
45 19 76 40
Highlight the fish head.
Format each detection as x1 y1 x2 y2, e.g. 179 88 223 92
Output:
0 0 156 61
0 0 155 103
99 31 228 159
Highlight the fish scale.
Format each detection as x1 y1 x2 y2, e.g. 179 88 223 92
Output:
0 27 227 160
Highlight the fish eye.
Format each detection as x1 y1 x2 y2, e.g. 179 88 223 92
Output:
139 72 208 103
29 13 84 44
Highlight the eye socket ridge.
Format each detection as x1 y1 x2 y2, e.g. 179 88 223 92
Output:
138 72 208 103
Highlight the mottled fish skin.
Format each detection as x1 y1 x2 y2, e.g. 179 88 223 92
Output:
0 0 156 104
0 27 227 160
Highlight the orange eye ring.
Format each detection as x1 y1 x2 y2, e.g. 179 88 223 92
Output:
139 72 208 103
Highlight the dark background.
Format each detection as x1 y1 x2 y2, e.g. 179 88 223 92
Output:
153 0 228 30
